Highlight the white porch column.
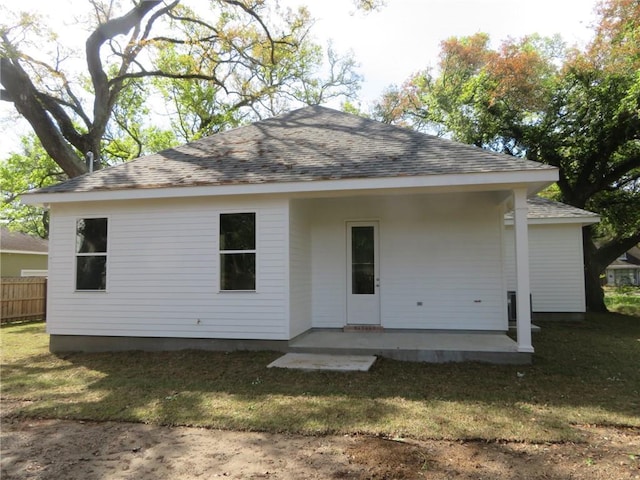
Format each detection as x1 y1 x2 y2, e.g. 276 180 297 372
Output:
513 188 533 353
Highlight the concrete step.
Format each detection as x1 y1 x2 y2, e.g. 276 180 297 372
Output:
267 353 377 371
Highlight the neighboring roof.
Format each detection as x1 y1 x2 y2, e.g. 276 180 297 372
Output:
32 105 555 195
0 228 48 254
505 197 600 225
608 246 640 268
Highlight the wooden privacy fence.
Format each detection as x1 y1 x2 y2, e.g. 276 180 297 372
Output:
1 277 47 323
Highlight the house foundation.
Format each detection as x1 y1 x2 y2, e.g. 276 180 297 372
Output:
51 329 532 365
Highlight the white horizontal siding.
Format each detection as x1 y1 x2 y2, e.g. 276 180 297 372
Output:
504 224 586 312
308 193 507 330
288 200 312 337
46 197 289 339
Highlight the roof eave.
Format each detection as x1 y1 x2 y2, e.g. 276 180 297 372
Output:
22 168 559 206
505 216 600 226
607 263 640 269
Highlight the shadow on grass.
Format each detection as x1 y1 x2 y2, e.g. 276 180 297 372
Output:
3 314 639 441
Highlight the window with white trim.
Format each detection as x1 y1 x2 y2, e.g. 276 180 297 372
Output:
219 213 256 291
76 218 108 290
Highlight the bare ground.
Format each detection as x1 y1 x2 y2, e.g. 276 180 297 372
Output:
1 414 639 480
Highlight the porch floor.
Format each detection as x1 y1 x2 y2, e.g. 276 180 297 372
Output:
288 329 531 364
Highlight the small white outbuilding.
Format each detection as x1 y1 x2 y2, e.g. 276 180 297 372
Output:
504 197 599 317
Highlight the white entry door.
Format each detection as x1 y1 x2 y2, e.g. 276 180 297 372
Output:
346 221 380 325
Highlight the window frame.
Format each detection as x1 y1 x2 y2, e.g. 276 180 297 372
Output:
74 216 109 292
218 212 257 292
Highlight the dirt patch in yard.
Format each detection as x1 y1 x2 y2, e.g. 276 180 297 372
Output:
343 428 640 479
1 414 639 479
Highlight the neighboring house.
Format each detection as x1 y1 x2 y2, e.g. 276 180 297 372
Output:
605 246 640 286
24 106 563 363
0 228 48 277
504 197 599 317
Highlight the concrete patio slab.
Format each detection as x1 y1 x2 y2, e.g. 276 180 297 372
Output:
290 330 517 351
267 353 377 372
287 329 532 364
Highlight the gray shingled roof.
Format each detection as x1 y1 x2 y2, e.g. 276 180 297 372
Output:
36 106 554 194
506 196 600 220
1 228 48 253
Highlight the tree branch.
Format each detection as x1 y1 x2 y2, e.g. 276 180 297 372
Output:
108 70 227 87
141 0 181 41
0 56 86 177
223 0 277 64
165 9 222 33
85 0 165 159
594 230 640 268
0 88 15 102
600 154 640 189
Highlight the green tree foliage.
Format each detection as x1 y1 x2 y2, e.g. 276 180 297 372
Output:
103 75 179 161
1 0 361 175
1 1 361 235
374 0 640 311
152 5 360 141
1 135 66 238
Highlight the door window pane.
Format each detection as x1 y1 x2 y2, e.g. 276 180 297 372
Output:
352 226 375 295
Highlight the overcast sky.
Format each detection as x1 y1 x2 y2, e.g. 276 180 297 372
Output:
0 0 598 158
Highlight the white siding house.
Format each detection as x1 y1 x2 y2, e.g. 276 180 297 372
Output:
605 247 640 286
25 106 569 362
47 197 290 339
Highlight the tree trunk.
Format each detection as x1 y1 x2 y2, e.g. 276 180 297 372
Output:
583 227 608 312
583 226 640 312
584 259 608 312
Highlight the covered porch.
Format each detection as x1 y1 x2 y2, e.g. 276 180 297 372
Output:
288 187 537 358
288 328 531 364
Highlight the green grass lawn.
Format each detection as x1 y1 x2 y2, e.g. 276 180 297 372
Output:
2 314 639 443
605 286 640 316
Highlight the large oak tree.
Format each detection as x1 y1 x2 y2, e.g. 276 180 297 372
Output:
374 0 640 312
1 0 360 177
